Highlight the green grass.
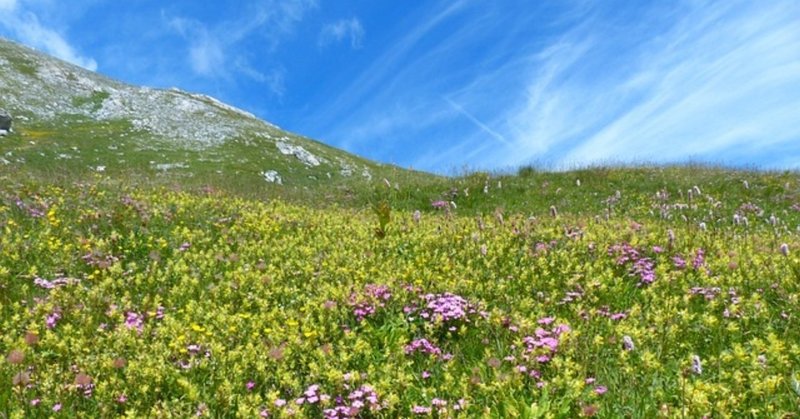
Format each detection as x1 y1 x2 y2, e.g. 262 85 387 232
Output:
0 167 799 417
71 91 111 112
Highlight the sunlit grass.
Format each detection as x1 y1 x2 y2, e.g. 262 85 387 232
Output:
1 168 799 417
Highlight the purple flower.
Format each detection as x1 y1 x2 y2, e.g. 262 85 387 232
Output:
53 403 62 412
412 293 481 325
553 324 571 335
125 311 144 333
537 317 555 325
692 249 705 269
46 311 61 329
691 355 703 375
609 243 657 285
622 335 635 351
405 338 442 357
594 386 608 395
609 312 627 321
673 256 686 269
247 381 256 391
349 284 392 322
412 405 432 415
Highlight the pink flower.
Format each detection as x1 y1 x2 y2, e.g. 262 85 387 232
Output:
53 403 62 412
247 381 256 391
274 399 287 407
540 337 559 351
412 405 432 415
609 312 627 321
537 317 555 325
594 386 608 395
553 324 571 335
46 311 61 329
125 311 144 333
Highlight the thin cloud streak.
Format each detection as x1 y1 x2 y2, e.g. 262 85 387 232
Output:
444 98 510 147
0 2 97 70
166 0 316 81
500 0 800 170
319 17 364 49
310 0 470 145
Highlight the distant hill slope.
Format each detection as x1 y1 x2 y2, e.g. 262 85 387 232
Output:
0 37 434 199
2 38 798 217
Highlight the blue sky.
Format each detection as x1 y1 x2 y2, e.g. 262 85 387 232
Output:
1 0 799 173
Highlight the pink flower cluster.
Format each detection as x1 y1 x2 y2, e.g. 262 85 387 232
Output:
125 312 144 333
412 398 466 415
349 284 392 322
33 276 77 289
503 318 572 387
431 200 449 209
404 338 442 357
46 310 61 329
609 243 656 285
415 293 483 325
689 286 722 300
323 385 382 418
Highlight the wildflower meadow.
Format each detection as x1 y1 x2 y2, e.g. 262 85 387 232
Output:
1 171 800 417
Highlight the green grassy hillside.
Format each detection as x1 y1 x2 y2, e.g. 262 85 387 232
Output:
0 37 437 203
2 36 800 418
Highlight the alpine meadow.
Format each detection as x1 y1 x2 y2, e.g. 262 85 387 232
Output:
2 5 800 418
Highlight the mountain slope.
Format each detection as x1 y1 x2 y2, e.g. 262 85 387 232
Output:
0 37 433 199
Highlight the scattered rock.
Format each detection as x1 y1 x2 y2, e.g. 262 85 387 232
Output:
261 170 282 184
0 109 11 135
276 139 321 167
152 162 188 171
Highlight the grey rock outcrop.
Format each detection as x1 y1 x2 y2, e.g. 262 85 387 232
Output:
0 109 11 135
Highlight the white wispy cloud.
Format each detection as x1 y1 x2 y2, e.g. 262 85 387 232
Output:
166 0 316 81
305 0 471 155
311 0 800 173
319 17 364 49
0 0 16 11
0 1 97 70
498 0 800 169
